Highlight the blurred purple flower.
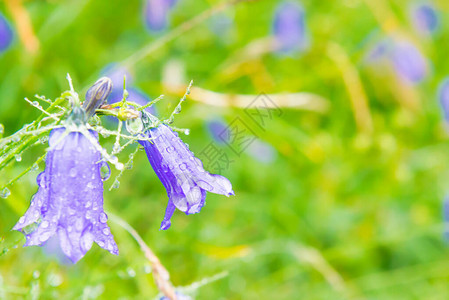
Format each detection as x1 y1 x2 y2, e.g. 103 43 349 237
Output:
272 1 308 53
246 140 277 164
0 12 13 53
438 78 449 121
411 3 439 34
390 40 428 83
13 128 118 263
206 119 229 145
144 0 178 32
139 113 234 230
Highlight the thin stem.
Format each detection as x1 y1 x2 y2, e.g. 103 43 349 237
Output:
109 214 177 300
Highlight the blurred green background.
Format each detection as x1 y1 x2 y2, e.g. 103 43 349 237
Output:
2 0 449 299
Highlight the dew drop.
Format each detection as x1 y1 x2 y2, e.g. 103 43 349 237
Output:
40 220 49 228
100 162 111 181
32 101 39 106
0 124 4 137
15 154 22 162
39 231 51 242
179 163 187 171
69 168 77 177
166 146 175 153
98 241 105 247
19 216 25 223
102 228 110 235
0 187 10 199
85 201 92 208
185 129 190 135
111 179 120 189
197 180 213 191
115 162 124 171
99 213 108 223
127 268 136 277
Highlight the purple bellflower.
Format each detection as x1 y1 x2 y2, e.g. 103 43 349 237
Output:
272 1 309 54
438 78 449 122
144 0 177 32
138 113 234 230
13 78 118 263
0 12 13 53
390 40 428 84
411 3 439 35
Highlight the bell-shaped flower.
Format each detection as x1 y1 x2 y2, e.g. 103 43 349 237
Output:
390 40 428 84
13 126 119 263
13 127 119 263
144 0 178 32
272 1 309 54
13 78 117 263
138 113 234 230
411 3 439 35
0 12 13 53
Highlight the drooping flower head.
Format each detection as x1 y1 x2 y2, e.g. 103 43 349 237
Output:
411 2 439 35
438 77 449 122
144 0 178 32
390 40 428 84
13 78 118 263
138 112 234 230
272 1 309 54
0 12 13 53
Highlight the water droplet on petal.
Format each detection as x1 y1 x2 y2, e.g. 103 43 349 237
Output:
80 232 94 252
85 201 92 208
99 213 108 223
98 241 105 247
197 180 213 191
19 216 25 223
41 220 49 228
69 168 77 177
1 187 11 199
166 146 175 153
102 228 110 235
179 163 187 171
100 162 111 181
15 154 22 162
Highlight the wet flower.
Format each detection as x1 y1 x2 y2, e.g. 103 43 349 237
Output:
139 113 234 230
411 3 439 35
438 77 449 121
272 1 309 54
144 0 177 32
0 12 13 53
13 126 118 263
390 39 428 84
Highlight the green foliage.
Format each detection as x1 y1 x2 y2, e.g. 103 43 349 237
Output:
1 0 449 299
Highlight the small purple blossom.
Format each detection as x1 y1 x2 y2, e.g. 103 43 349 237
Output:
411 3 439 35
144 0 178 32
390 40 428 84
438 78 449 121
272 1 309 54
0 12 13 53
206 119 229 145
13 127 118 263
139 114 234 230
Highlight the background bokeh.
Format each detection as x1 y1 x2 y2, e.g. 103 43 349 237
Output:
1 0 449 299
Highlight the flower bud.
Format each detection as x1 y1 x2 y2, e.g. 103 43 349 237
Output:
83 77 113 119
